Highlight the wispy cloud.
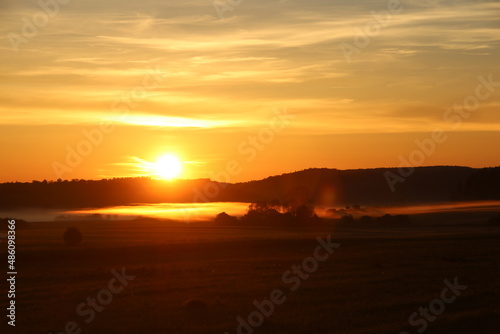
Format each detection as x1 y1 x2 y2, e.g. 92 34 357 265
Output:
1 0 499 182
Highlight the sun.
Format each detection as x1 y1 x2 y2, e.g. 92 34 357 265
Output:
153 154 183 180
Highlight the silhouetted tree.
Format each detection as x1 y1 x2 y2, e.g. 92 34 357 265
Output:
240 201 284 226
240 201 318 226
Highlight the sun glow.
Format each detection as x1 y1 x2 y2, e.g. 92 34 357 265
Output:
153 154 183 180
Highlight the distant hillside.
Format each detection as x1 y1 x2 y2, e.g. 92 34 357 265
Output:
217 166 475 206
220 166 485 206
0 166 499 210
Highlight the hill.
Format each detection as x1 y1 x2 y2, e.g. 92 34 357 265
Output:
0 166 499 210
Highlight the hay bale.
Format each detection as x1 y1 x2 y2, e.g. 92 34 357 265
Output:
63 227 82 246
183 298 207 310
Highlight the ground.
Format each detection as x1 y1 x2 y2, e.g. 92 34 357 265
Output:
2 217 500 334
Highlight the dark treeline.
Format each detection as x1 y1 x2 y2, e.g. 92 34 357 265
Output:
226 166 500 205
215 200 320 227
1 166 499 210
0 177 212 209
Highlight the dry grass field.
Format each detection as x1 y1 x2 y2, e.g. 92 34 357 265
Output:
2 216 500 334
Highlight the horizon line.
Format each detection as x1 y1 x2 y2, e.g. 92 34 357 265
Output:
2 164 500 185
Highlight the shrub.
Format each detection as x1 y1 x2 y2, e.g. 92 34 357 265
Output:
214 212 239 225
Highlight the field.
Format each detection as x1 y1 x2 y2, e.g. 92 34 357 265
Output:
2 217 500 334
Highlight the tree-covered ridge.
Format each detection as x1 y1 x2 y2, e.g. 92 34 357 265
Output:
1 166 499 210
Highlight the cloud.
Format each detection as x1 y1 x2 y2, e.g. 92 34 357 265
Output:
0 0 498 134
108 113 236 128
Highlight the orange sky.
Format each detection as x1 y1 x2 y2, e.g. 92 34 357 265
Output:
1 0 499 183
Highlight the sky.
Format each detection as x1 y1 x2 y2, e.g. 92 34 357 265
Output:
0 0 499 183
